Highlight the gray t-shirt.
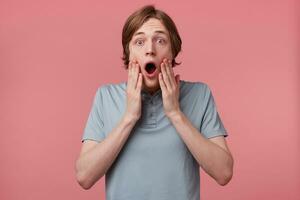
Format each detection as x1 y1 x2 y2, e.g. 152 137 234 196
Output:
82 80 228 200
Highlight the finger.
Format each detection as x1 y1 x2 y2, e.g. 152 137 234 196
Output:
133 62 140 89
136 73 143 92
161 61 172 91
127 61 132 87
158 72 167 93
168 59 176 82
165 59 176 87
127 60 137 90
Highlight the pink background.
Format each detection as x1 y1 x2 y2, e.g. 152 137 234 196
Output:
1 0 299 199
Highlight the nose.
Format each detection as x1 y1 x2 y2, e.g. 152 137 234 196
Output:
145 41 156 56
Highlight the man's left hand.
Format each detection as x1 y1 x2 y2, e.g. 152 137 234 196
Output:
158 58 181 118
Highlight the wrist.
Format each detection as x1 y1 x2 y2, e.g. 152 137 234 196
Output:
167 110 184 122
123 113 139 124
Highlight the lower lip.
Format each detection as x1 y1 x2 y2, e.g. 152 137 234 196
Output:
145 68 158 78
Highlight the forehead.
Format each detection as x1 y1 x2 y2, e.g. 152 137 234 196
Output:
133 18 169 37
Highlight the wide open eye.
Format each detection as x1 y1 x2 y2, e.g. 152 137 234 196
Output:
135 39 144 46
157 38 166 44
145 62 157 74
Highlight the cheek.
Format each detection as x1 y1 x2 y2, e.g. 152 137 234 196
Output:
167 46 173 57
159 45 173 57
128 47 140 60
159 50 173 60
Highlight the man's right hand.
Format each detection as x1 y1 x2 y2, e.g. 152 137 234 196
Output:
76 61 144 189
124 59 143 122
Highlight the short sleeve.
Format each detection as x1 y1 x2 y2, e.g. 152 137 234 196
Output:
81 86 106 143
200 84 228 139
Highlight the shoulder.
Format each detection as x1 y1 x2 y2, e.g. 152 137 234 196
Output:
96 81 126 96
180 79 208 90
180 80 211 97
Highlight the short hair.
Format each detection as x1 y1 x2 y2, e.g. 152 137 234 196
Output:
121 5 182 69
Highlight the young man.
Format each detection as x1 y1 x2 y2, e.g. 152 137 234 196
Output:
75 5 234 200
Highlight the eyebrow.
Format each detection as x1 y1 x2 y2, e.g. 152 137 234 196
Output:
133 30 168 37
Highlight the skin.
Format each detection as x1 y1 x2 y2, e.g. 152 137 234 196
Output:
128 18 178 94
126 18 234 185
75 17 233 190
126 18 180 119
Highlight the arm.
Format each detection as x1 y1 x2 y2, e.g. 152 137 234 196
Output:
75 114 138 190
75 59 143 189
168 111 234 186
158 58 233 186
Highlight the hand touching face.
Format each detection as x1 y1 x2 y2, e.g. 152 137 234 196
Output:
125 59 143 121
128 18 173 93
158 58 181 118
125 57 181 120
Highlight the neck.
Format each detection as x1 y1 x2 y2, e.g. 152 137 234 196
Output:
142 84 160 96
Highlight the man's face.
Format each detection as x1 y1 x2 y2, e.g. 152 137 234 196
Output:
129 18 173 94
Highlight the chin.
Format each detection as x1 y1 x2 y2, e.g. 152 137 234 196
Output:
143 78 160 91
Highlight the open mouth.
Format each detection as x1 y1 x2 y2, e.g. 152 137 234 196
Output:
145 62 157 74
